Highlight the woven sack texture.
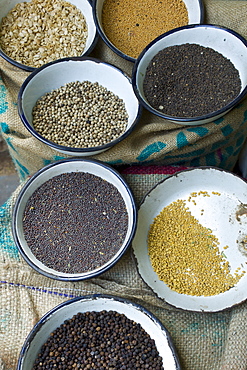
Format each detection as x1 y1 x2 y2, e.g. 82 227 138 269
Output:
1 0 247 181
0 165 247 370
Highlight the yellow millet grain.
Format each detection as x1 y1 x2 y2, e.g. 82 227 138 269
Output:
148 199 245 296
102 0 188 59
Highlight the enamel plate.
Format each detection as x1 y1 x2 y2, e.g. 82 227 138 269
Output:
132 167 247 312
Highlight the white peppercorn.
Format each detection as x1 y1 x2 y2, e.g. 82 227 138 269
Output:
32 80 129 148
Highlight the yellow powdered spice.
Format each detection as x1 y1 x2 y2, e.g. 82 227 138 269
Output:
148 199 245 296
102 0 188 59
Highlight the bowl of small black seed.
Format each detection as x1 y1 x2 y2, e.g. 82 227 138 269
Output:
92 0 204 62
18 57 142 154
17 294 181 370
12 158 137 280
132 24 247 125
0 0 98 71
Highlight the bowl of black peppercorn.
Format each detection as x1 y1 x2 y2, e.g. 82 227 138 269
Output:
12 158 137 281
18 57 142 154
17 294 181 370
132 24 247 125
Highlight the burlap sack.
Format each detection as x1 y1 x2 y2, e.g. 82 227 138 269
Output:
1 0 247 180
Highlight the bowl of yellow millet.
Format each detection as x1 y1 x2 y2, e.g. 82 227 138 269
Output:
132 166 247 312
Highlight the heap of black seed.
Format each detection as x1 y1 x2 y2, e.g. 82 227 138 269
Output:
143 43 241 118
32 310 164 370
22 172 129 274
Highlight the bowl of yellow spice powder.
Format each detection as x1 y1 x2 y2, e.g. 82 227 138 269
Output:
0 0 98 71
92 0 204 62
132 167 247 312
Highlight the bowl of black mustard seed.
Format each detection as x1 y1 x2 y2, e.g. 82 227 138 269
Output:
18 57 142 154
92 0 204 62
12 158 137 281
0 0 98 71
132 24 247 125
17 294 181 370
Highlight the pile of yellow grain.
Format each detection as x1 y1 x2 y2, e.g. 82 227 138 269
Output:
148 198 245 296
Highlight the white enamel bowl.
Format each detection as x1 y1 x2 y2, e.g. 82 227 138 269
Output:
18 57 142 155
132 24 247 125
92 0 204 62
12 158 137 281
132 167 247 312
17 294 181 369
0 0 98 71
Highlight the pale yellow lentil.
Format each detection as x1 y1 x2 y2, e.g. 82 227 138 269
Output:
148 199 245 296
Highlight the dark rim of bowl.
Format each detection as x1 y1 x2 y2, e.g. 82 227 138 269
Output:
132 23 247 123
0 0 98 72
92 0 205 63
12 158 138 281
17 294 182 370
17 56 142 153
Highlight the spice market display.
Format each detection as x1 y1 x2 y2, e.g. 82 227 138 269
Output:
1 0 247 369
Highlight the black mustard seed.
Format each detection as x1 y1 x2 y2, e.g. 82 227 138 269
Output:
32 310 164 370
22 172 129 273
143 43 241 118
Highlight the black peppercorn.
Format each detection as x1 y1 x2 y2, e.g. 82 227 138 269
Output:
32 310 164 370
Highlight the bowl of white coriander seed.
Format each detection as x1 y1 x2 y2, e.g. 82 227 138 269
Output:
18 57 142 155
132 24 247 125
12 158 138 281
0 0 98 71
17 294 181 370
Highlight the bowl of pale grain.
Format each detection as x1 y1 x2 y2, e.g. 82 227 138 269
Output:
92 0 204 62
18 57 142 155
0 0 98 71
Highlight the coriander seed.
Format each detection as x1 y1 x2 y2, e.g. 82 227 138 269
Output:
32 80 129 148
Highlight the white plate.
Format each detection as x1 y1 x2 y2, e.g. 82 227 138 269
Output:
17 294 181 369
132 167 247 312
